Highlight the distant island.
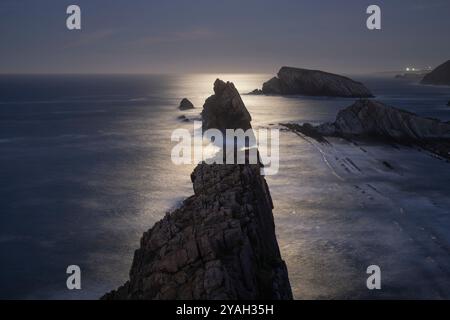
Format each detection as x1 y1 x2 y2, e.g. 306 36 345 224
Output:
250 66 373 98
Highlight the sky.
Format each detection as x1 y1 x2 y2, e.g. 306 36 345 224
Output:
0 0 449 74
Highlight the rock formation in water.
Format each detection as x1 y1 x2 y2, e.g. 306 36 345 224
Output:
284 99 450 160
421 60 450 86
259 66 373 97
201 79 253 132
248 89 263 95
103 79 292 300
179 98 195 110
316 100 450 140
177 115 190 122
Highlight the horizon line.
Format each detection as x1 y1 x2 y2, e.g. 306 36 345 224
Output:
0 70 406 76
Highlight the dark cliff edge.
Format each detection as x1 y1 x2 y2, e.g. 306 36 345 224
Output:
102 80 293 300
251 66 373 98
421 60 450 86
283 99 450 161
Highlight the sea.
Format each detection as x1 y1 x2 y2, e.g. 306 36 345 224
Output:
1 74 450 299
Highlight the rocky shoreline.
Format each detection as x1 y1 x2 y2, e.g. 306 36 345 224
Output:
102 77 449 300
282 99 450 161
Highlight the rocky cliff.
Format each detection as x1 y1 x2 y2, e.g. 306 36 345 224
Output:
260 66 373 97
202 79 252 132
421 60 450 86
102 80 292 300
284 99 450 160
316 100 450 141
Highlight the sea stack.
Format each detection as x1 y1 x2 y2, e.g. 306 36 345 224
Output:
261 66 373 97
284 99 450 160
421 60 450 86
201 79 252 132
179 98 195 110
102 79 292 300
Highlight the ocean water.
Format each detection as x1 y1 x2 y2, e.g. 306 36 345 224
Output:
0 74 449 299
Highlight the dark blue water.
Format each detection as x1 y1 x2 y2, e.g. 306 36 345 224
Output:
0 74 198 299
364 76 450 121
0 74 449 299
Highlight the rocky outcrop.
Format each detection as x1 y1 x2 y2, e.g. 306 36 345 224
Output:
248 89 263 95
103 80 292 300
261 66 373 97
316 100 450 141
202 79 252 132
179 98 194 110
284 100 450 160
177 115 190 122
421 60 450 86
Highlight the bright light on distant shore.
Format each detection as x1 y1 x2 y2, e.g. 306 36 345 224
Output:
405 67 420 72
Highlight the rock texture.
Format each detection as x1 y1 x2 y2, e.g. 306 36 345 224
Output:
316 100 450 141
261 66 373 97
179 98 195 110
421 60 450 86
202 79 252 132
103 80 292 300
284 99 450 160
